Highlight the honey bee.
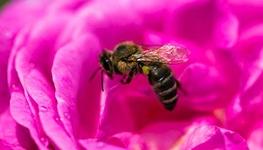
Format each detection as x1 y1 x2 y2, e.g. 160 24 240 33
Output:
99 41 189 111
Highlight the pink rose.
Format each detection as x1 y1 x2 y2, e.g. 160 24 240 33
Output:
0 0 262 149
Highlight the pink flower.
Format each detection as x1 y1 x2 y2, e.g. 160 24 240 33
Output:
0 0 262 149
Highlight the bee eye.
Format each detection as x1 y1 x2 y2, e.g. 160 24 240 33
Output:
102 58 112 71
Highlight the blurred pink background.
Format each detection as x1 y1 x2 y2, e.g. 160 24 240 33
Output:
0 0 262 149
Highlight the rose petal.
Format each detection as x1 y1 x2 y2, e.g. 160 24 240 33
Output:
179 63 225 111
0 109 36 149
213 12 239 48
247 121 263 150
226 72 263 136
14 12 70 85
221 128 249 150
105 117 218 149
240 72 263 115
0 26 13 113
8 26 51 149
0 0 45 117
139 122 189 150
180 125 248 150
47 0 87 13
167 0 238 48
2 1 260 149
0 1 47 32
226 35 263 135
13 10 77 149
24 69 78 149
229 0 263 31
10 89 50 150
140 117 220 150
234 24 263 64
79 139 125 150
60 0 145 48
52 33 101 138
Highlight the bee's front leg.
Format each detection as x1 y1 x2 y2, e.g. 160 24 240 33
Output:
120 71 134 84
121 65 138 84
120 63 138 84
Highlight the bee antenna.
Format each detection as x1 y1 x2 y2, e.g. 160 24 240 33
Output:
101 70 104 91
89 67 102 82
89 67 105 92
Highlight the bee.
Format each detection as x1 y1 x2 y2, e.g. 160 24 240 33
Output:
99 41 189 111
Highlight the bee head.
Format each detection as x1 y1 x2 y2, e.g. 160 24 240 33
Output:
99 51 113 78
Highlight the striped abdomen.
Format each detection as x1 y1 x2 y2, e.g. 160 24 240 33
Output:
148 65 178 111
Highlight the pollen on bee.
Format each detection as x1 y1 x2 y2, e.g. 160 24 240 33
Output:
142 66 150 75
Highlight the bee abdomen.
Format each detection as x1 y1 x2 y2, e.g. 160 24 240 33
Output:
148 65 178 111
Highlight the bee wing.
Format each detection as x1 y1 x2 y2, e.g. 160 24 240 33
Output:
132 44 190 64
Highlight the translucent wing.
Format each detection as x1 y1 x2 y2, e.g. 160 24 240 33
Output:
132 44 190 64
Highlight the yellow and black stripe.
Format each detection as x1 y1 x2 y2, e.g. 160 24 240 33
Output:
148 65 178 111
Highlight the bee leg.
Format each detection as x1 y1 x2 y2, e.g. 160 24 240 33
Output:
120 74 128 84
121 70 135 84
